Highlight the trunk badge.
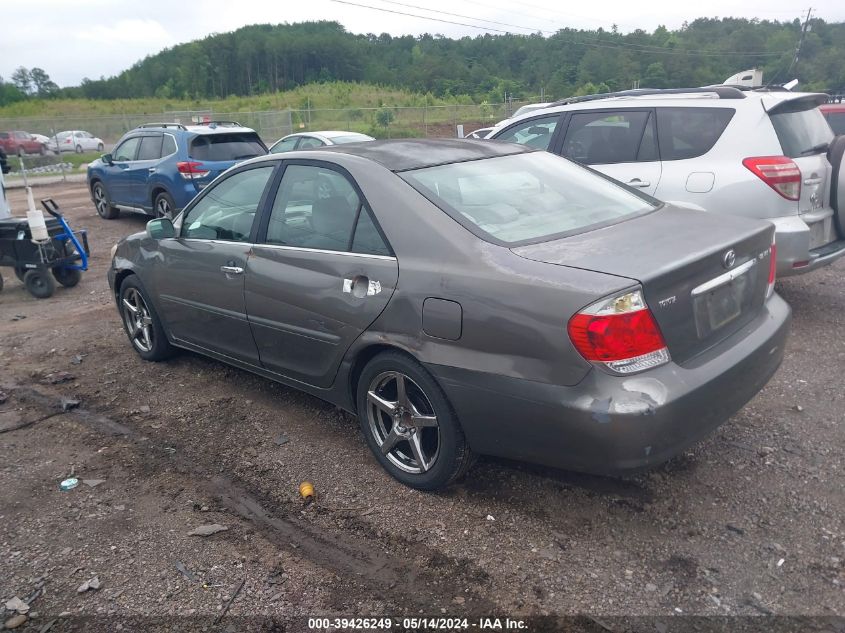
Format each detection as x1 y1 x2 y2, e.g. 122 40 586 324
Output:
722 249 736 269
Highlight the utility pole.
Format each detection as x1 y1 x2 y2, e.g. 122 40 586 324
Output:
787 8 813 79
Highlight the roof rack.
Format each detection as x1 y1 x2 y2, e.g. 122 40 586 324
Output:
193 120 243 128
550 86 746 107
136 122 188 130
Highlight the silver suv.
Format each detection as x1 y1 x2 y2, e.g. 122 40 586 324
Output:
487 87 845 276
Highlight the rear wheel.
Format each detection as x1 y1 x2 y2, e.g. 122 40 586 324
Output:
24 269 55 299
75 144 83 154
119 277 174 361
92 182 119 219
154 191 175 219
356 351 473 490
97 143 104 152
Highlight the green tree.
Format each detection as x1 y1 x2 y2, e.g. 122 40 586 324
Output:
29 68 59 97
11 67 31 96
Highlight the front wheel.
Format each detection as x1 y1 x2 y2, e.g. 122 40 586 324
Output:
75 144 83 154
356 351 473 490
24 269 55 299
92 182 119 219
119 277 174 361
97 143 104 152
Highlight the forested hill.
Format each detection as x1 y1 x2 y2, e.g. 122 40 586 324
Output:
71 18 845 101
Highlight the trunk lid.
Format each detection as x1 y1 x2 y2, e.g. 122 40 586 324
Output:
512 205 775 365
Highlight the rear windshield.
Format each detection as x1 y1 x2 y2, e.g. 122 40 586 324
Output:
329 134 373 144
190 133 266 161
401 152 656 246
770 106 834 158
824 111 845 136
656 107 735 160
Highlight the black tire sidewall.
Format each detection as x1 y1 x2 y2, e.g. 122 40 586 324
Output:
23 269 55 299
93 182 119 219
118 276 174 361
356 351 470 490
52 267 82 288
154 192 176 219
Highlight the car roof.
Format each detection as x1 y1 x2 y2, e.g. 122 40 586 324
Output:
311 138 535 172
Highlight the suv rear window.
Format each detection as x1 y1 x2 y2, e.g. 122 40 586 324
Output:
190 133 266 161
402 152 655 246
656 107 734 160
770 107 835 157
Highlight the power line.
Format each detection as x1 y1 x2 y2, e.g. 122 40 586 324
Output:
330 0 783 57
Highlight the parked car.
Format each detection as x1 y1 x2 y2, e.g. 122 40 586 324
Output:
465 127 494 139
108 139 789 489
51 130 105 154
269 131 375 153
820 102 845 135
87 121 267 220
487 87 845 277
0 131 46 156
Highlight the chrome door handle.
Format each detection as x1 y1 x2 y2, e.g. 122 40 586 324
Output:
148 167 156 174
220 265 244 275
626 179 651 188
803 177 822 185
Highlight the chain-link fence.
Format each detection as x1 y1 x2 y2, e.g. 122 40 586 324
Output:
0 101 525 185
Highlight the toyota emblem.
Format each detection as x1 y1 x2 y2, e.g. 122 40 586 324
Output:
722 249 736 269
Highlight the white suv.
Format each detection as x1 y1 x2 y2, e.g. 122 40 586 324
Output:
487 87 845 276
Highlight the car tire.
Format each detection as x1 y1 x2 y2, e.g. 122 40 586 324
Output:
23 269 55 299
356 350 474 490
52 266 82 288
97 143 104 152
75 144 83 154
92 181 119 219
118 276 174 361
154 191 176 219
827 135 845 239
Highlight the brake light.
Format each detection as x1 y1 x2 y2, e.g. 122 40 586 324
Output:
177 161 209 180
742 156 801 201
567 289 670 374
767 240 777 298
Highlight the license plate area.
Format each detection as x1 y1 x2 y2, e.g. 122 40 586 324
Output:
692 260 755 339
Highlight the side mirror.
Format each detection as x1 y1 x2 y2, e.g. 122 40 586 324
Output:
146 218 175 240
102 153 113 165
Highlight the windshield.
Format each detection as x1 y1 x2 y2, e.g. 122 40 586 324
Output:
770 106 834 157
402 152 656 245
190 133 267 161
330 134 374 144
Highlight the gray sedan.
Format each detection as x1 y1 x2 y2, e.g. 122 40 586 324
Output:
108 139 790 489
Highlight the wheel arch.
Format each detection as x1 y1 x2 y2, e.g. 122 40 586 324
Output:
113 268 136 301
347 342 416 411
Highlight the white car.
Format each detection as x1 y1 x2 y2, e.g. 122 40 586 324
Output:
52 130 105 154
487 87 845 277
269 131 375 153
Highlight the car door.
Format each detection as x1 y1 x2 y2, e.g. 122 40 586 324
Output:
104 136 141 205
152 164 277 364
557 109 662 196
128 134 163 209
246 161 398 387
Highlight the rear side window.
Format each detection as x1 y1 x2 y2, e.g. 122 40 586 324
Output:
825 112 845 135
770 107 835 157
656 107 734 160
190 133 266 161
137 136 163 161
562 111 653 164
495 115 559 151
162 135 177 156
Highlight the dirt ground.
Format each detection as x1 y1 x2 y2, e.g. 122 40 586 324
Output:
0 182 843 632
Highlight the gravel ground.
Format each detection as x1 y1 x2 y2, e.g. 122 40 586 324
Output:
0 182 843 632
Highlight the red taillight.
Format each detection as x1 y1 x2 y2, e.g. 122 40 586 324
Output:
742 156 801 201
766 241 777 297
568 290 670 374
177 161 209 179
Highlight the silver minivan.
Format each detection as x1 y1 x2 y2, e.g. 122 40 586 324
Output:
487 87 845 276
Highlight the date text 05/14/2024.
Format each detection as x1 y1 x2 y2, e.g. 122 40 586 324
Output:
307 617 528 630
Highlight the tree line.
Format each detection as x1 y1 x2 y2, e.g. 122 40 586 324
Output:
2 17 844 107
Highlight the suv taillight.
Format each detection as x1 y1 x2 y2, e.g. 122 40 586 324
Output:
567 289 670 375
767 239 777 298
177 161 209 180
742 156 801 201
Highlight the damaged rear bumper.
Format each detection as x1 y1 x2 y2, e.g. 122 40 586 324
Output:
428 294 791 474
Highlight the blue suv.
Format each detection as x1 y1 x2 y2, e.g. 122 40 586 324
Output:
87 121 267 220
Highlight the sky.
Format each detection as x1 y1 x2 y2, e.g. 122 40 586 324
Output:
1 0 843 87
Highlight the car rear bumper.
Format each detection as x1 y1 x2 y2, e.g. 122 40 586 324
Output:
428 294 791 474
771 213 845 276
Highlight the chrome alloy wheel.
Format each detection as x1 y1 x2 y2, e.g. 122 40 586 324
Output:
155 196 172 218
121 287 154 353
366 371 440 474
93 184 108 217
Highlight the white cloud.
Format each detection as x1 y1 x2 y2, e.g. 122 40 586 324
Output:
75 18 171 45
